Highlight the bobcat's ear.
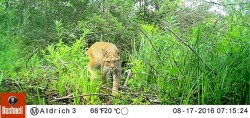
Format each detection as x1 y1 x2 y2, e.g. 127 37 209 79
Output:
115 49 120 57
102 49 107 57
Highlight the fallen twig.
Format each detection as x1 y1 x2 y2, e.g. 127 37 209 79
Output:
53 93 112 101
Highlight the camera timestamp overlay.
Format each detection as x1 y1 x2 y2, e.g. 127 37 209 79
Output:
26 105 249 118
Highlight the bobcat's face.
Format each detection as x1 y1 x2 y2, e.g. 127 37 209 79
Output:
102 51 120 69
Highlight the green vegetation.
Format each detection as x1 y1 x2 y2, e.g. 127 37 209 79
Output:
0 0 249 105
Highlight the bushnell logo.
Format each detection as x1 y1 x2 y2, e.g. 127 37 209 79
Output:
0 93 26 118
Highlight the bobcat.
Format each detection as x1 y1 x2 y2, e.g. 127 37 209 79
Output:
86 42 120 95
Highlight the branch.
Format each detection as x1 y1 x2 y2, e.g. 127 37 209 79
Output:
123 69 132 87
205 1 250 6
26 48 39 67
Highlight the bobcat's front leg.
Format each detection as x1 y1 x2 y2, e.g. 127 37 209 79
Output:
101 63 108 84
112 62 121 95
88 63 97 81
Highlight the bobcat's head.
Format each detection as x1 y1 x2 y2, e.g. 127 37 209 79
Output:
102 50 120 69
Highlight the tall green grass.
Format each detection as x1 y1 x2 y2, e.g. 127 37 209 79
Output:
0 2 29 90
128 22 249 104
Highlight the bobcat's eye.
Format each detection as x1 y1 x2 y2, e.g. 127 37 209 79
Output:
106 61 110 63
